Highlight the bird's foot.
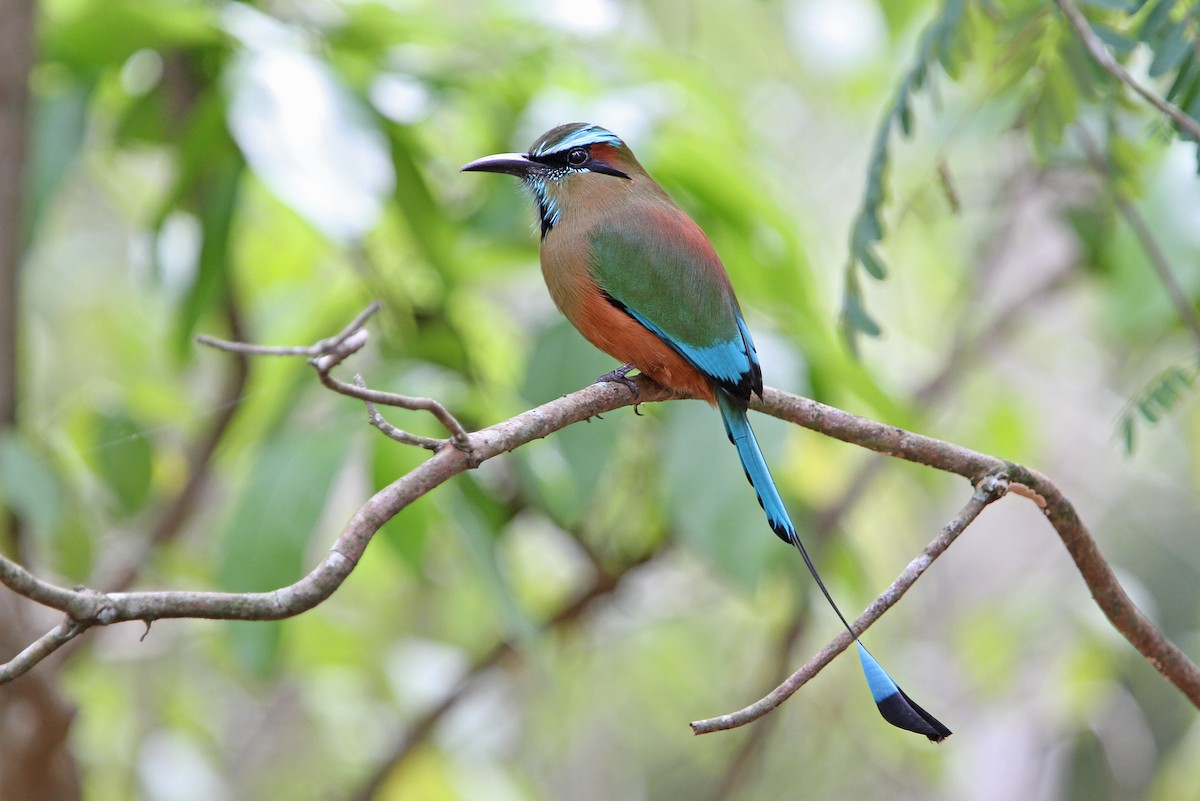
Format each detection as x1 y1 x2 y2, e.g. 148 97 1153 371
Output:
596 363 640 398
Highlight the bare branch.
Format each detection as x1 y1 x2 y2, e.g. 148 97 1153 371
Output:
1056 0 1200 142
194 301 381 357
691 474 1006 735
313 363 470 449
0 377 674 636
354 374 444 451
5 312 1198 722
753 388 1200 710
0 618 85 684
196 302 472 448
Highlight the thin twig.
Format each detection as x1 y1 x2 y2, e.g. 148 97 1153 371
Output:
2 330 1197 721
194 301 382 358
196 302 472 448
754 387 1200 710
1056 0 1200 141
314 364 470 449
690 474 1006 735
317 300 383 353
0 619 86 684
354 374 444 451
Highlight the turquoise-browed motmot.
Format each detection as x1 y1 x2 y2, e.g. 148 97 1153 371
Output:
464 122 950 742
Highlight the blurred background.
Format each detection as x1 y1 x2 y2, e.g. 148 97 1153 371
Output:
2 0 1200 799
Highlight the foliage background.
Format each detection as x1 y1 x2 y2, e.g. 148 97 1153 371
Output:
3 0 1200 799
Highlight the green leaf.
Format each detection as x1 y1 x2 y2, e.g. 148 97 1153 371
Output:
172 150 243 358
370 430 436 572
1119 413 1135 453
1148 20 1192 77
92 412 154 516
444 483 536 643
898 93 915 136
225 621 284 680
1116 357 1200 451
515 320 619 528
842 290 884 338
1137 0 1177 44
858 245 889 280
662 403 778 588
218 432 348 592
1090 23 1138 55
44 0 221 73
217 425 350 674
23 82 90 250
0 433 63 537
1164 50 1200 107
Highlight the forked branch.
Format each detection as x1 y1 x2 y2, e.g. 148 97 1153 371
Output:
1 309 1196 735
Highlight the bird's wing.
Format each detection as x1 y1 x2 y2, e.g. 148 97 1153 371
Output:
587 203 762 400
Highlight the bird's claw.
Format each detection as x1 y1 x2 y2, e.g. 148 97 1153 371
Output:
596 363 640 398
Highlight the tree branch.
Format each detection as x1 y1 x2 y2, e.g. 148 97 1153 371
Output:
0 375 678 681
691 474 1004 735
0 0 33 434
197 301 470 450
1 312 1195 735
0 618 84 684
752 388 1200 710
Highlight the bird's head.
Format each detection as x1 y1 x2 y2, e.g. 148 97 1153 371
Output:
462 122 643 236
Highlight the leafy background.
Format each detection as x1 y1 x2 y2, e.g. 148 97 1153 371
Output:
3 0 1200 799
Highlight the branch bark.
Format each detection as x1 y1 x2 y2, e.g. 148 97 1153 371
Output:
0 4 84 800
753 388 1200 710
1 317 1197 730
0 0 33 434
691 475 1003 734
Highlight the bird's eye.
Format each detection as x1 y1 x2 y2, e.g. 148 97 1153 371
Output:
566 147 588 166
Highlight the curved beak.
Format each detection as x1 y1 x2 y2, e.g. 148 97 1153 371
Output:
461 152 535 177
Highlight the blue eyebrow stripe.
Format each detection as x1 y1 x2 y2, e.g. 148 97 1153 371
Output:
531 125 622 156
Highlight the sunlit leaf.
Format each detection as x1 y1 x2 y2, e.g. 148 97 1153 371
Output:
224 6 394 242
43 0 220 71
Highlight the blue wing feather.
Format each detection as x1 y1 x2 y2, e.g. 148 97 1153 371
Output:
616 303 754 391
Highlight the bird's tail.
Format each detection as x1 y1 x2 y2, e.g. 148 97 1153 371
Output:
715 390 951 742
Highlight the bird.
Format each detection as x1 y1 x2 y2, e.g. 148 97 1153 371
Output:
463 122 950 742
